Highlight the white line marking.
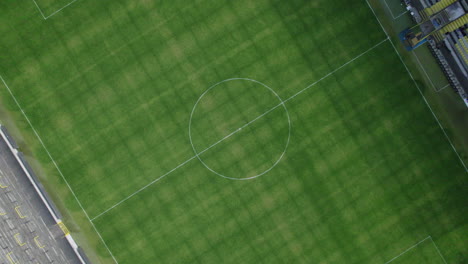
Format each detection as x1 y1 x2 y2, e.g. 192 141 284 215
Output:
430 236 448 264
437 83 450 92
412 51 450 92
93 100 288 220
0 75 119 264
91 155 198 221
384 236 431 264
91 37 389 220
383 0 408 20
366 0 468 173
32 0 79 20
188 78 291 180
44 0 78 19
384 235 448 264
413 51 437 91
31 0 47 19
284 38 389 104
394 10 409 19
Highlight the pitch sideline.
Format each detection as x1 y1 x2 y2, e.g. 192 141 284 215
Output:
0 75 119 264
365 0 468 173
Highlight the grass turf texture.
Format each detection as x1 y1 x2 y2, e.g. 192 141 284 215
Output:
389 238 445 264
0 0 467 263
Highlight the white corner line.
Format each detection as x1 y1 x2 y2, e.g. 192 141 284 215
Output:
366 0 468 173
384 236 431 264
91 37 389 221
0 75 119 264
429 236 448 264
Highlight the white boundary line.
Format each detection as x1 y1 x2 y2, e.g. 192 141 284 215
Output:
32 0 78 20
382 0 408 20
366 0 468 173
0 75 119 264
413 51 450 93
384 236 447 264
91 37 389 221
4 0 461 260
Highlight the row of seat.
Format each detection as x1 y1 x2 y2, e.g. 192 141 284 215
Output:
441 12 468 33
422 0 458 15
444 27 468 76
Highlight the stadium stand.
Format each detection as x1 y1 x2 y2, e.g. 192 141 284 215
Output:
402 0 468 107
0 124 89 264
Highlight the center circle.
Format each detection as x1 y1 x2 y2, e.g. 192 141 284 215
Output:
188 78 291 180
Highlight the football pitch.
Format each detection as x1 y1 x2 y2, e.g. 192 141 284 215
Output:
0 0 467 263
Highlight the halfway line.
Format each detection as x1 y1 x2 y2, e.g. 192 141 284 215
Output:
91 37 389 221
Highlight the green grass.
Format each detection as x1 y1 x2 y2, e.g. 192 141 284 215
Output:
412 44 449 91
390 238 444 264
189 78 290 179
0 0 466 263
33 0 74 17
380 0 407 18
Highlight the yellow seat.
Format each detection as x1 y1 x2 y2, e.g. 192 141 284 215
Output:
441 14 468 34
425 0 457 16
455 43 468 65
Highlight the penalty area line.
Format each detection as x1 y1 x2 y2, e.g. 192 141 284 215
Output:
44 0 79 19
412 51 450 93
384 236 431 264
384 236 448 264
91 37 388 221
32 0 79 20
